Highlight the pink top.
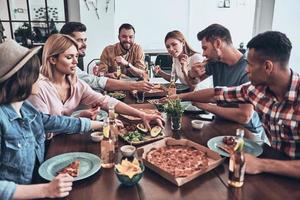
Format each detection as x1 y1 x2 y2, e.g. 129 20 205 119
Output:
28 76 120 116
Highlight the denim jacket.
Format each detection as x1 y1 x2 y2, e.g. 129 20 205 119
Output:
0 101 91 200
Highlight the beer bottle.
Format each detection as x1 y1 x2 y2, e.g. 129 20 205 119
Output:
100 117 115 168
168 72 176 96
108 104 118 151
228 129 246 187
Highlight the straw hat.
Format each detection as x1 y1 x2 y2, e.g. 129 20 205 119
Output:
0 39 41 83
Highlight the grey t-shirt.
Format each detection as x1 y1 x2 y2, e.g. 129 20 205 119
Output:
205 56 266 142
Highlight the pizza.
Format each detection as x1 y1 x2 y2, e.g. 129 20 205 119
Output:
57 160 80 177
146 145 208 178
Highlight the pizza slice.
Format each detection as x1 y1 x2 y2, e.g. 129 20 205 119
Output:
58 159 80 177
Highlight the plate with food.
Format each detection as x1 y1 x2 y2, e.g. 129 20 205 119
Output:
71 109 108 121
38 152 101 181
108 92 126 100
207 136 263 157
119 123 165 145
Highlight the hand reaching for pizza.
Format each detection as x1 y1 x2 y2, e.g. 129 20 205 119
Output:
45 173 74 198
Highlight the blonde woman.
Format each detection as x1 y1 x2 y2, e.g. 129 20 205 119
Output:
28 34 162 130
153 30 203 89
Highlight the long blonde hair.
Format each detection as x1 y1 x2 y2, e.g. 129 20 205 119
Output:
41 34 78 83
164 30 197 56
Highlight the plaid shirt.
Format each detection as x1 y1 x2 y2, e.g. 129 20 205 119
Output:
215 70 300 158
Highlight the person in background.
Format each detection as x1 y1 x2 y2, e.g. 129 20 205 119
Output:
98 23 147 79
153 30 203 90
188 24 266 144
60 22 153 92
0 40 104 200
28 34 163 130
170 31 300 179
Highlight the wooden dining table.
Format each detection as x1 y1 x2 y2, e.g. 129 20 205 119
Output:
41 95 300 200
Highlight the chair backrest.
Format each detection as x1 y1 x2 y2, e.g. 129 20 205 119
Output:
155 54 173 70
87 58 100 74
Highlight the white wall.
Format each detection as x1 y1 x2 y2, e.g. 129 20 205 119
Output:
189 0 256 52
115 0 190 51
78 0 116 70
272 0 300 73
115 0 256 53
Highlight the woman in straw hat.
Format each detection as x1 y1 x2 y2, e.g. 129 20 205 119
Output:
0 40 104 199
28 34 163 131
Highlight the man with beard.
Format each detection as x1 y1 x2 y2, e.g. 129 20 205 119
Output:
98 23 147 79
189 24 267 144
170 31 300 179
60 22 153 92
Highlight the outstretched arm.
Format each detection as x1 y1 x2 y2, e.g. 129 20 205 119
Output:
176 88 216 103
194 103 253 124
245 154 300 179
105 79 153 92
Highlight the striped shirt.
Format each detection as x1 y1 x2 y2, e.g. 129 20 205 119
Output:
214 70 300 158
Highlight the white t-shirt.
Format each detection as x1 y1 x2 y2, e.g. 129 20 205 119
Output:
171 53 203 85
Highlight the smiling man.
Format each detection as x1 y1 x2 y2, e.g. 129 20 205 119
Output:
60 22 153 92
171 31 300 179
98 23 147 78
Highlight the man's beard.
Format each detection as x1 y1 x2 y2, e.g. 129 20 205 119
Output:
120 42 132 51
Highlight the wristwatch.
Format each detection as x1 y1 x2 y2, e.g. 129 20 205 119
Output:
126 63 133 69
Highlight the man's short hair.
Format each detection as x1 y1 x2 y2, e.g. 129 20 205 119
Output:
118 23 135 34
197 23 232 44
247 31 292 65
60 22 87 35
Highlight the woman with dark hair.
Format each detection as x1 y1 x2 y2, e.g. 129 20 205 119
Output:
0 40 104 200
153 30 203 89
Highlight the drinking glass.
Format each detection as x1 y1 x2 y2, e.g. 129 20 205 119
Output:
136 91 145 103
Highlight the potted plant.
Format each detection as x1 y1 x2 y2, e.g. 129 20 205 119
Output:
165 98 184 130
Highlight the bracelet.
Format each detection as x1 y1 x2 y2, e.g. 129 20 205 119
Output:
126 63 133 69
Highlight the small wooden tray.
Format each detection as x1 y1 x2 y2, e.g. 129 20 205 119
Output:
119 126 165 145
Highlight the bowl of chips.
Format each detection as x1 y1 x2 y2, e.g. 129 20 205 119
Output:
114 158 144 186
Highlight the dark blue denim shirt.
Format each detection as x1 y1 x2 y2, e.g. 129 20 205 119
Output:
0 101 91 200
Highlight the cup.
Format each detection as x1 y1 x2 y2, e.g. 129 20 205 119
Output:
136 91 145 103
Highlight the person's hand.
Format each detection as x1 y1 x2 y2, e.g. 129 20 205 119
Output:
115 56 128 66
140 113 164 131
152 65 161 75
105 72 118 79
45 173 74 198
178 54 189 68
245 153 264 174
159 94 180 103
132 81 154 92
78 107 99 120
191 61 207 78
115 119 124 129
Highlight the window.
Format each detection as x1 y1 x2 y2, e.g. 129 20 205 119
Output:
0 0 68 46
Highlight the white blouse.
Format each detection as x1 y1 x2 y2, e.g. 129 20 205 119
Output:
171 53 203 85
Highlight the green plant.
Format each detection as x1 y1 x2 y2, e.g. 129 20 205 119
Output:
165 99 184 118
